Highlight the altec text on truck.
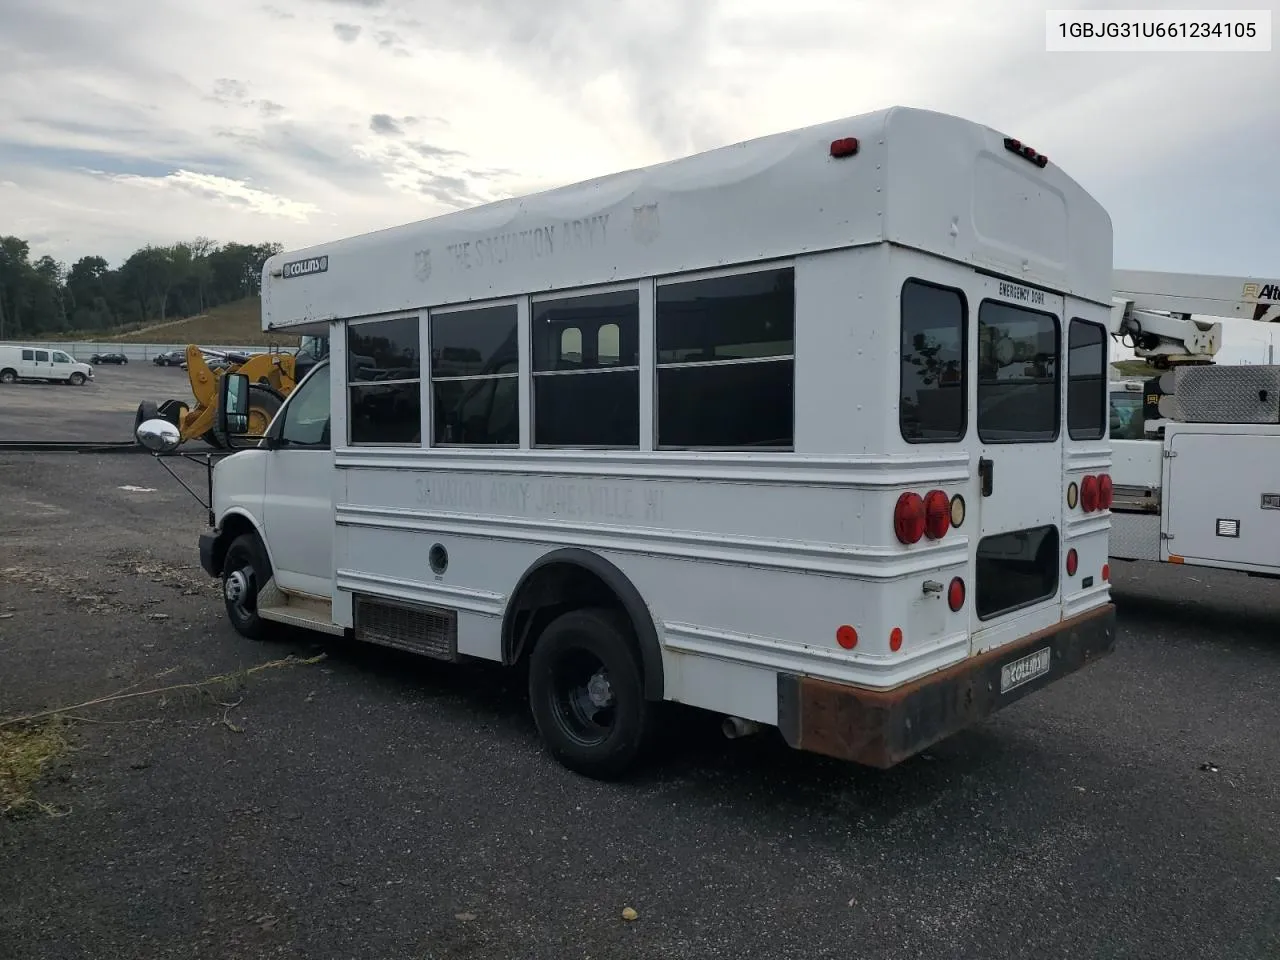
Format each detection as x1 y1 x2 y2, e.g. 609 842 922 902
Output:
145 106 1118 780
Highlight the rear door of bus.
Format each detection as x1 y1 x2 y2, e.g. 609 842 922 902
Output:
969 276 1065 654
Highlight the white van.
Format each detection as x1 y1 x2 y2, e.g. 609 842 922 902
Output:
0 345 95 385
140 106 1118 780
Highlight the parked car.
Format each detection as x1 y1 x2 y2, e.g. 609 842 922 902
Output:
153 350 185 366
90 352 129 364
0 345 95 385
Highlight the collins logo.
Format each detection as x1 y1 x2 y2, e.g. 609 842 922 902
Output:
281 256 329 279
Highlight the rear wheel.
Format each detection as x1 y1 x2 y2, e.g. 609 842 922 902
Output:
221 533 271 641
528 607 656 780
0 369 16 384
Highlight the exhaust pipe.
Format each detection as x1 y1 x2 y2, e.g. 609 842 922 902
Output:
721 716 762 739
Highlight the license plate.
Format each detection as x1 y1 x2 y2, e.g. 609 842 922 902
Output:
1000 646 1052 694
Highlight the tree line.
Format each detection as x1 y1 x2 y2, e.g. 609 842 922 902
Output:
0 235 283 339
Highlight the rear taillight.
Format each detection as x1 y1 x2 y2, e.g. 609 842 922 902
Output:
894 492 926 544
1079 473 1112 513
1081 475 1100 512
947 577 966 611
1066 548 1078 576
924 490 950 539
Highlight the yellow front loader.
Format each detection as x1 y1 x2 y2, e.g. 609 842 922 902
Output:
135 344 299 448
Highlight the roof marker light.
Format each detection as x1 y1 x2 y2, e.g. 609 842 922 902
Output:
1003 136 1048 168
830 137 859 158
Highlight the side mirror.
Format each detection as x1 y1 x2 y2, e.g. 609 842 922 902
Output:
218 372 252 443
135 418 181 453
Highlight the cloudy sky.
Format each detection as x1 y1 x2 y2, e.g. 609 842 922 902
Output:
1 0 1276 355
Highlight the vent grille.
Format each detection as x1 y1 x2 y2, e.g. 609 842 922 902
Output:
1174 364 1280 424
353 595 458 662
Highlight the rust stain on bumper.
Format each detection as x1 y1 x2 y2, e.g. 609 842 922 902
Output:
776 603 1117 768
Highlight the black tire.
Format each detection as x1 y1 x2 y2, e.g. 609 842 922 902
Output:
0 369 16 384
69 372 86 386
246 384 284 435
133 400 160 441
527 606 656 780
221 533 272 641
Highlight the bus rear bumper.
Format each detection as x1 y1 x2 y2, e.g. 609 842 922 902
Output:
775 603 1117 768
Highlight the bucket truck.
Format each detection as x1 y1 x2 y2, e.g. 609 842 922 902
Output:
1106 269 1280 576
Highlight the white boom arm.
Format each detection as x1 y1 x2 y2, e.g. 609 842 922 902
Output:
1109 269 1280 366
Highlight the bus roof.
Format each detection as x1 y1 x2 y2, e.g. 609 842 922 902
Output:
261 105 1113 331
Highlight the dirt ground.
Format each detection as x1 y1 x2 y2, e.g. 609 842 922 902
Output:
1 449 1278 960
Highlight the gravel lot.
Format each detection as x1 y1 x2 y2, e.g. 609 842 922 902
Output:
1 437 1278 956
0 362 197 443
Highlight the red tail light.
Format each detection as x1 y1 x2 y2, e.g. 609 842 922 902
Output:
894 492 926 544
947 577 966 611
1066 548 1078 576
1081 475 1100 512
1102 563 1111 581
924 490 950 539
1098 473 1113 510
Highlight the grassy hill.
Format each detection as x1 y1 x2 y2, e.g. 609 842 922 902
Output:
45 298 300 348
1111 359 1155 378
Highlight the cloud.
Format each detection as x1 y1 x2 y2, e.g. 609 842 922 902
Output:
0 0 1273 362
103 169 320 221
369 114 401 136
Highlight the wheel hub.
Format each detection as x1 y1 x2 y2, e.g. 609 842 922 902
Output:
225 567 253 606
586 669 614 708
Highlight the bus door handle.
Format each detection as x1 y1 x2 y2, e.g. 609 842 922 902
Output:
978 458 994 497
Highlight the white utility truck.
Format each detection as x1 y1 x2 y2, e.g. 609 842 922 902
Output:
0 345 95 385
137 106 1118 779
1107 269 1280 577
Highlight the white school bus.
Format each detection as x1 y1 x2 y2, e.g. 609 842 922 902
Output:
143 106 1118 779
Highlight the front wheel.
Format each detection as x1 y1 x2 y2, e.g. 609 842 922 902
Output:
528 607 656 780
221 533 271 641
69 372 86 386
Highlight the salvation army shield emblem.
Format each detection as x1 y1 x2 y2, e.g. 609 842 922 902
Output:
630 203 660 245
413 248 432 282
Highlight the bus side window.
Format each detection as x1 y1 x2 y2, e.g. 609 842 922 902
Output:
429 303 519 446
532 290 640 447
655 266 795 449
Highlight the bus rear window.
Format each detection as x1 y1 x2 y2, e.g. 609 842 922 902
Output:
1067 318 1107 440
900 279 966 443
977 300 1059 443
976 525 1059 620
